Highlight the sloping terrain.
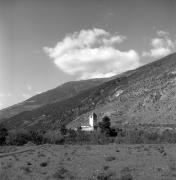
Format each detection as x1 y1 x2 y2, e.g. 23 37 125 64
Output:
0 78 109 121
2 74 128 130
68 52 176 128
2 53 176 130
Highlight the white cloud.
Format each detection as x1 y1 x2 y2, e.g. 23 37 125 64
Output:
142 30 176 58
157 30 170 37
44 28 140 79
27 85 32 91
150 47 171 58
151 38 165 48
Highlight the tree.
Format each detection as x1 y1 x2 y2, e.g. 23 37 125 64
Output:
77 126 82 132
60 124 67 135
0 125 8 145
98 116 111 135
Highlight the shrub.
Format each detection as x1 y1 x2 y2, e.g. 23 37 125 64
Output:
75 130 90 144
5 129 45 145
53 166 75 179
126 129 144 144
109 128 117 137
87 131 112 144
120 173 133 180
43 130 64 144
0 125 8 145
98 116 111 135
120 167 134 180
160 130 176 143
40 162 48 167
60 124 67 135
29 130 44 145
65 129 77 144
105 156 116 161
6 129 30 145
91 170 117 180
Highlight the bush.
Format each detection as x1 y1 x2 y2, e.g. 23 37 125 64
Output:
53 166 75 179
91 170 117 180
64 130 112 145
5 123 176 146
75 130 90 144
114 126 176 144
29 130 44 145
6 129 44 145
0 125 8 145
43 130 64 144
120 167 134 180
65 129 77 144
105 156 116 161
6 129 31 145
89 131 113 144
60 124 67 135
98 116 111 134
40 162 48 167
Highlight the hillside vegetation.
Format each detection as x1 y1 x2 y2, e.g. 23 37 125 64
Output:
0 78 109 121
1 53 176 130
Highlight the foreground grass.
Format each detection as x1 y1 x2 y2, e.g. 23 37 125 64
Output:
1 144 176 180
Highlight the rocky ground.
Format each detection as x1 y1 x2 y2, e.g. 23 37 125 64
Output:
1 144 176 180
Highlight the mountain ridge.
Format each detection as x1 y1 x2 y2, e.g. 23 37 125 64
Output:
0 78 110 121
1 53 176 130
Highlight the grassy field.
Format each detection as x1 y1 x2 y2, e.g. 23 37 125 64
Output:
1 144 176 180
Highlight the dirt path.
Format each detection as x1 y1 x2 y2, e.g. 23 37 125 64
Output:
0 148 35 158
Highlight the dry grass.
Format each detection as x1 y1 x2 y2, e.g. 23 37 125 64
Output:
1 144 176 179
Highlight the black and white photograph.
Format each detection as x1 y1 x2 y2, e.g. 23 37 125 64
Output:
1 0 176 179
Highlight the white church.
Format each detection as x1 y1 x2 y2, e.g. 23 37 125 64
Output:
80 113 98 131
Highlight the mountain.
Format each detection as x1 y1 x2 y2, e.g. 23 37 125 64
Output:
68 53 176 128
2 53 176 130
0 78 110 121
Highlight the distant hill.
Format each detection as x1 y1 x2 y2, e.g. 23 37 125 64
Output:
0 78 109 121
2 53 176 130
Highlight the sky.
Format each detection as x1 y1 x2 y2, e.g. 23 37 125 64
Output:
0 0 176 109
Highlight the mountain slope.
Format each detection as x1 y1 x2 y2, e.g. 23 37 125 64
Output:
0 78 109 121
1 72 129 130
2 53 176 130
68 52 176 128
